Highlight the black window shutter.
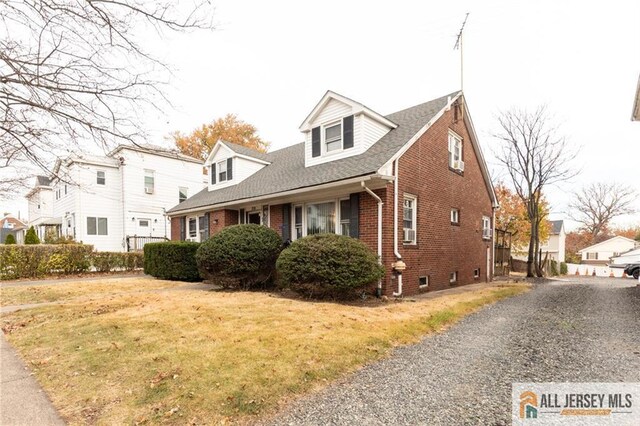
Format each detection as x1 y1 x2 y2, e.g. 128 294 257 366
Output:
311 127 321 157
282 203 291 242
239 209 245 224
349 192 359 238
211 163 216 184
343 115 354 149
227 158 233 180
204 212 210 238
179 216 186 241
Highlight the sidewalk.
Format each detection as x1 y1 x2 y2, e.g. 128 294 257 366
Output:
0 334 64 425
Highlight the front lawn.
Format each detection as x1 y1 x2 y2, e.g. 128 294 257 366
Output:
1 279 528 424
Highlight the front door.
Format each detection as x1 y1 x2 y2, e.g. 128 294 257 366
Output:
247 212 261 225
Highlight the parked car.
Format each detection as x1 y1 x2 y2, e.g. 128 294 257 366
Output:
623 263 640 279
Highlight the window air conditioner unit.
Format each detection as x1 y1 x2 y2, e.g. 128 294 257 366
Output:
454 160 465 172
403 228 416 243
145 187 154 194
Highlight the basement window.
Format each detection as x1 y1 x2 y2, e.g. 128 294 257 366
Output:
474 268 480 279
419 276 429 288
449 271 458 284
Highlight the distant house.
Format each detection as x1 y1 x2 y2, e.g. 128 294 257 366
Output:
25 144 205 251
0 213 26 244
167 90 498 296
539 220 566 263
609 247 640 266
578 236 638 265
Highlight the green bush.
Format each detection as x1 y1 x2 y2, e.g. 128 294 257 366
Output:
91 252 144 272
550 260 559 276
276 234 385 299
144 242 201 282
195 224 283 289
4 234 16 244
46 235 77 245
560 262 568 275
24 226 40 244
0 244 93 280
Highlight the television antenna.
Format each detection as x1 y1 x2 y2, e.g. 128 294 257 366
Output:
454 13 469 92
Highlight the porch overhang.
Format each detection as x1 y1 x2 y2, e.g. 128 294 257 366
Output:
168 173 393 216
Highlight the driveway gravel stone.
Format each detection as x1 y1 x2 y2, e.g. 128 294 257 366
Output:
267 277 640 425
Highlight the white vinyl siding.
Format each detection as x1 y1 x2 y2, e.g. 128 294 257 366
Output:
206 143 266 191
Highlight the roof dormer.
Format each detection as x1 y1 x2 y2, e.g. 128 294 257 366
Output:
204 141 270 191
300 91 397 167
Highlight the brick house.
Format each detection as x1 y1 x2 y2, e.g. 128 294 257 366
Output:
167 90 498 296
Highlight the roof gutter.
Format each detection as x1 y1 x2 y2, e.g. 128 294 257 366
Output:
168 173 394 217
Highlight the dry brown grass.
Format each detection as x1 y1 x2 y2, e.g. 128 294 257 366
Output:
1 279 529 425
0 278 183 306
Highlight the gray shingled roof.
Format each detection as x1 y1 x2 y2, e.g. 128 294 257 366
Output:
36 175 51 186
223 141 272 162
551 220 564 235
168 92 458 214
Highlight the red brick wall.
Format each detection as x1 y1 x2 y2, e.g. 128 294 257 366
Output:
385 101 494 295
269 204 284 237
210 209 239 235
170 216 182 240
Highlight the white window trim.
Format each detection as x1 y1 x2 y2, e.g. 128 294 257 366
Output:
290 197 351 240
482 215 492 240
473 268 480 278
451 208 460 224
96 170 106 185
321 119 344 156
419 276 429 288
448 130 462 168
144 169 155 193
187 215 207 242
449 271 458 283
217 159 229 183
402 194 417 245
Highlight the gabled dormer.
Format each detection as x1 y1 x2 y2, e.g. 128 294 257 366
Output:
204 141 271 191
300 91 398 167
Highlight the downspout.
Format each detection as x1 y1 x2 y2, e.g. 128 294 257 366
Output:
392 159 406 297
361 181 383 297
492 207 497 279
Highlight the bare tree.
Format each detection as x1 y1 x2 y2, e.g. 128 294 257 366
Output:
494 106 577 277
0 1 214 199
569 182 637 239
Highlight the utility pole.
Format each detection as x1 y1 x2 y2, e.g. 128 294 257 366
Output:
454 13 469 92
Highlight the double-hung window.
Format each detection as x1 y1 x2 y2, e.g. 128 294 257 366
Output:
482 216 492 239
179 187 188 203
294 206 303 240
97 171 106 185
144 170 155 194
87 217 108 235
403 195 417 244
339 199 351 236
325 122 342 152
451 208 460 225
218 160 228 182
188 218 197 239
448 132 462 169
306 202 336 235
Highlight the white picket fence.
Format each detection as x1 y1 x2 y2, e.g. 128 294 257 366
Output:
565 263 628 278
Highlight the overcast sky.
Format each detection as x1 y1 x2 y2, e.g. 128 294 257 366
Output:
3 0 639 229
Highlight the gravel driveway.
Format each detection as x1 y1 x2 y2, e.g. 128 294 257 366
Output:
267 277 640 425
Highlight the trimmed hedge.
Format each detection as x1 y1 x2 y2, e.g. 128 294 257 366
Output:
91 252 144 272
276 234 385 299
144 242 201 282
196 224 282 289
0 245 146 280
0 244 93 280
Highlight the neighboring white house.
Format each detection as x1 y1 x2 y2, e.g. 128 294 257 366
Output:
578 236 638 265
609 247 640 265
539 220 566 263
26 144 205 251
